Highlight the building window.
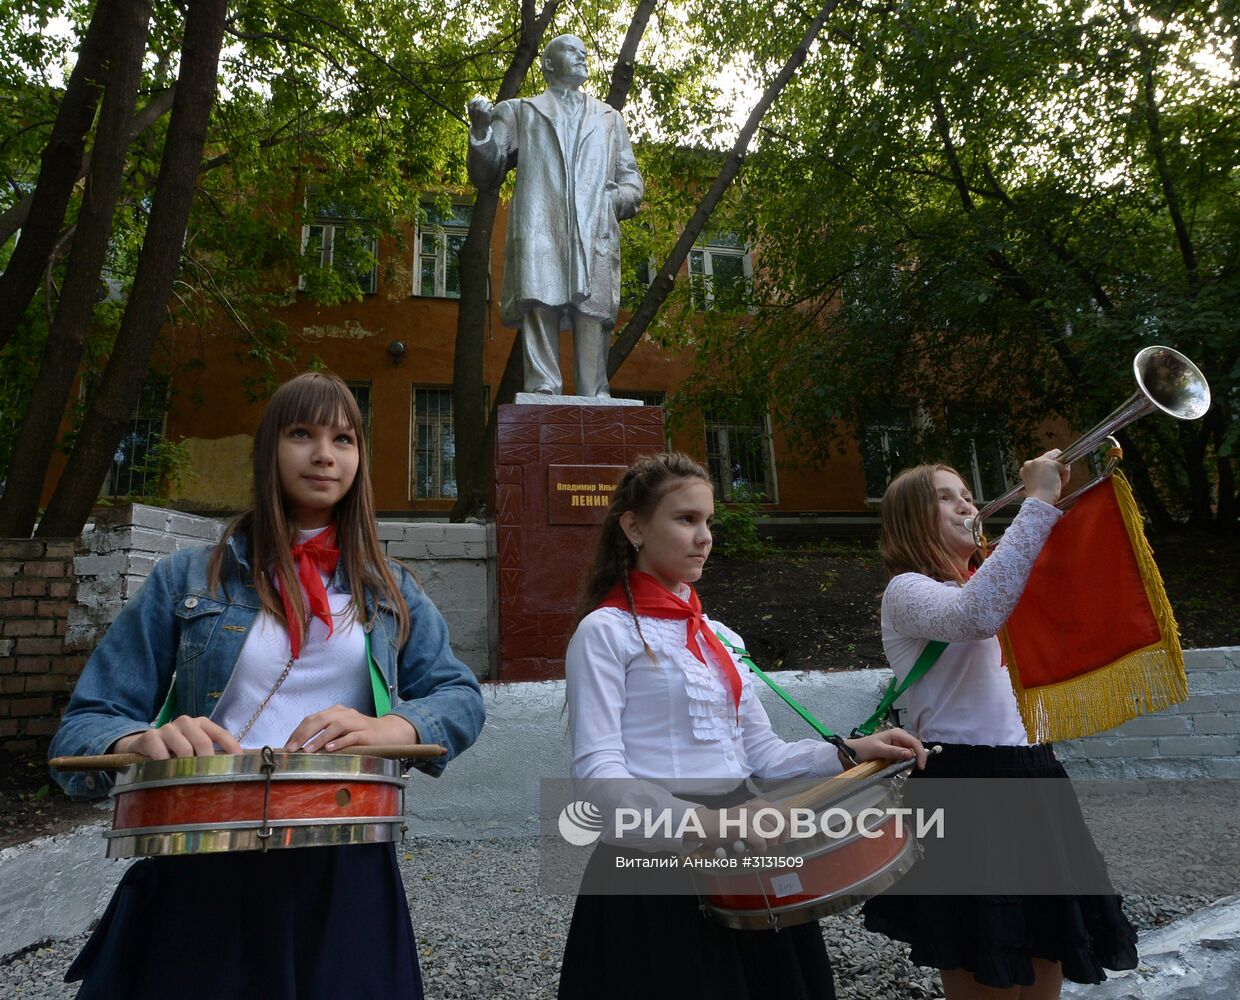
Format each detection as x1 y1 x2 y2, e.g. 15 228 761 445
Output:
689 233 752 312
103 376 168 498
621 256 656 309
861 412 1013 503
301 217 377 294
347 381 372 461
947 423 1013 504
416 202 473 298
704 406 776 502
614 389 664 408
861 415 915 502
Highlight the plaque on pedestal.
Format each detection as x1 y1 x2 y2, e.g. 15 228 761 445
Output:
492 403 665 681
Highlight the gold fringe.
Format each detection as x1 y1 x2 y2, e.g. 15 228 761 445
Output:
1001 474 1189 743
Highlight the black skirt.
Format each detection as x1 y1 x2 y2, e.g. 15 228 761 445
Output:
66 843 423 1000
559 811 836 1000
861 743 1138 989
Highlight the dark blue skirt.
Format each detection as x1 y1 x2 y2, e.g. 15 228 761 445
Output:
67 843 423 1000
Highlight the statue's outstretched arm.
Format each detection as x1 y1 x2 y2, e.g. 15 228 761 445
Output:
467 98 517 192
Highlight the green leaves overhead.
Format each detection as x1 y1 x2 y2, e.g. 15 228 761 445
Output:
678 0 1239 527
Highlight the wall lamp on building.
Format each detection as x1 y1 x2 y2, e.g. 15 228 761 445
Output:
387 340 406 365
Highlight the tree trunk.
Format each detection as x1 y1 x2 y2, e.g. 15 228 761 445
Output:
608 0 846 373
0 0 117 355
605 0 659 110
0 88 176 250
0 0 152 538
1179 420 1213 531
449 0 561 520
38 0 228 539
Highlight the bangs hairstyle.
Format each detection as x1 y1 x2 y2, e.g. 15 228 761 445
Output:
575 453 713 653
209 371 410 648
879 463 980 584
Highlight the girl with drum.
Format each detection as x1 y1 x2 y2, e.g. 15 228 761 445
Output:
558 452 927 1000
861 454 1138 999
49 372 485 1000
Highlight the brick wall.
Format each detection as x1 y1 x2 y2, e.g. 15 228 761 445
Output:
0 539 86 753
0 506 223 755
1058 646 1240 780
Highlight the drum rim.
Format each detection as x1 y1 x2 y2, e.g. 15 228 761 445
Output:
104 819 405 859
703 836 919 931
111 750 403 788
110 770 405 795
105 815 405 839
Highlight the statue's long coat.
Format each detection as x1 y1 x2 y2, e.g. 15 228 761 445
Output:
467 90 643 328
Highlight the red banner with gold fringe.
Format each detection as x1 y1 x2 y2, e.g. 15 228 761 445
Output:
999 474 1187 743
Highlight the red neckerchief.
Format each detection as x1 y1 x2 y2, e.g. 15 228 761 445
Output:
279 525 340 659
598 570 743 717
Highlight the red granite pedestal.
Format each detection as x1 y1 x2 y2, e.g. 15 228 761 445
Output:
493 403 666 681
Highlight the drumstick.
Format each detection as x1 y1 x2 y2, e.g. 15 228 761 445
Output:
774 744 943 813
49 744 447 771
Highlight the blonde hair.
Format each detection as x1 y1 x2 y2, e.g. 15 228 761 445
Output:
879 463 980 583
209 372 410 647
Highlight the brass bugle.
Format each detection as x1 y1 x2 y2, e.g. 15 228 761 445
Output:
49 743 446 771
965 345 1210 544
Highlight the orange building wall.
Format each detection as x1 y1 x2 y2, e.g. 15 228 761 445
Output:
45 202 864 516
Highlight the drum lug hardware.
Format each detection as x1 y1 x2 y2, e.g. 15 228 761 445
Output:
758 875 782 933
257 746 277 851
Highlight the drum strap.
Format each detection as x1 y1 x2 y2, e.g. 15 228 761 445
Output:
152 629 392 727
713 631 859 765
850 640 948 738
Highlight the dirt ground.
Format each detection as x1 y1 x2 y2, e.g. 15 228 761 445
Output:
2 530 1236 849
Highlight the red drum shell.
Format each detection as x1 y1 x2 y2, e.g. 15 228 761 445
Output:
700 772 919 931
105 751 406 859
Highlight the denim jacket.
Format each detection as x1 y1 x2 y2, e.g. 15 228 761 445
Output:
50 533 485 800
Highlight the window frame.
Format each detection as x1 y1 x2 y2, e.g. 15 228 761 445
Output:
299 218 378 295
408 384 491 501
346 380 373 463
414 202 474 299
102 375 169 499
703 407 778 504
689 237 753 312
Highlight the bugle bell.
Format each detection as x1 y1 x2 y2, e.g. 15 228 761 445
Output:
965 345 1210 544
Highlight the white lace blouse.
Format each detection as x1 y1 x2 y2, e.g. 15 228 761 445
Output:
881 497 1062 746
566 598 843 847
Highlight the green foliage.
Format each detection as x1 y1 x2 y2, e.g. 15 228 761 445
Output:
135 438 192 495
712 483 772 559
672 0 1239 527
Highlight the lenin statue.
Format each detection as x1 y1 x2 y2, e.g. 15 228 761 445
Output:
467 35 644 398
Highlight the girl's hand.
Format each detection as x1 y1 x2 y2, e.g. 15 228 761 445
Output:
1020 449 1070 505
111 716 243 759
842 729 928 770
689 797 791 854
283 706 419 753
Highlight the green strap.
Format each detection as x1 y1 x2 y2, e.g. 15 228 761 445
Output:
851 640 947 738
366 630 392 716
151 630 391 727
714 631 840 741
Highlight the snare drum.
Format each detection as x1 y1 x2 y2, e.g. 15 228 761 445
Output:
699 762 919 931
105 749 406 859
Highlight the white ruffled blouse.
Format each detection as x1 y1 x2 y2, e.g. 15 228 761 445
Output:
565 600 844 789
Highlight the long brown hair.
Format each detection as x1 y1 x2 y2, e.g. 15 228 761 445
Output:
879 463 981 584
209 372 410 647
575 453 713 641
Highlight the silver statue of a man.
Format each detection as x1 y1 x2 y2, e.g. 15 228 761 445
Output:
467 35 644 398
